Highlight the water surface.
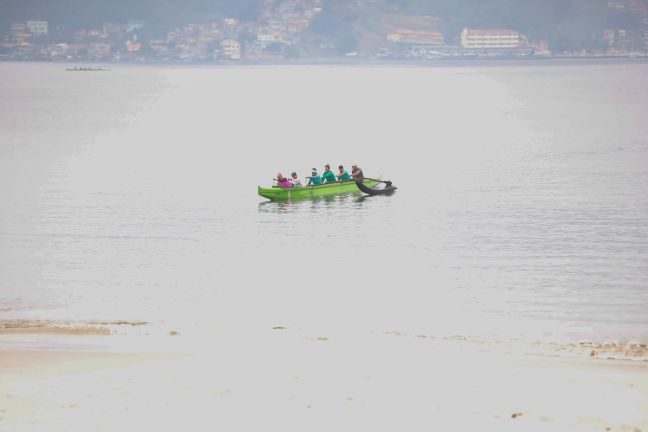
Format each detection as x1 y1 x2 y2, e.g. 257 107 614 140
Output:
1 61 647 344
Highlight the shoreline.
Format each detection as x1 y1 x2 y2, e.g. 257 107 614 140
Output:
2 56 648 68
2 322 647 361
1 331 647 431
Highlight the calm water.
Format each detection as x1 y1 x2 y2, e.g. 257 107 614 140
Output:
1 61 647 344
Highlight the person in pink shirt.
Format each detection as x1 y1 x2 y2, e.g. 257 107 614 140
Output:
274 173 293 188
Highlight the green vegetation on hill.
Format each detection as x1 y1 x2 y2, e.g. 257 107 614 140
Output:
1 0 263 32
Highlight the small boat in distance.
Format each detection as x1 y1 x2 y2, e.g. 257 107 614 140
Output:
258 179 381 201
65 66 110 72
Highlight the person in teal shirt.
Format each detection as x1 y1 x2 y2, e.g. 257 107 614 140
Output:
307 168 322 186
337 165 351 181
321 164 336 183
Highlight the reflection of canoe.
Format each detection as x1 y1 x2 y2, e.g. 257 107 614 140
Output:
258 179 380 201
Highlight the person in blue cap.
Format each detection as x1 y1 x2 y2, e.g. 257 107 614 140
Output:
306 168 322 186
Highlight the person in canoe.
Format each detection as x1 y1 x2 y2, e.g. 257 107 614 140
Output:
290 172 302 188
306 168 322 186
337 165 351 181
274 173 293 188
321 164 336 183
351 164 364 181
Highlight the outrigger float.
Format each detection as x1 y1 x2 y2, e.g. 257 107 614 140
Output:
355 179 397 196
258 179 382 201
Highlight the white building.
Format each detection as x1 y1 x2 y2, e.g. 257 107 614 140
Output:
387 30 445 46
90 43 112 59
461 28 520 49
257 34 277 43
220 39 241 60
127 21 146 33
26 21 48 36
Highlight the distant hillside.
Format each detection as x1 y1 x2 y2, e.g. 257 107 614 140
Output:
305 0 644 51
398 0 611 49
2 0 647 51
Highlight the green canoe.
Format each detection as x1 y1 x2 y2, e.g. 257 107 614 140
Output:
65 67 110 71
258 179 380 201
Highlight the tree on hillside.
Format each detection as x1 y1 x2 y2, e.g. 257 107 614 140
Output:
307 2 360 54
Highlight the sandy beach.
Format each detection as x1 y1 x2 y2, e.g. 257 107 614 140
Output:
1 329 647 432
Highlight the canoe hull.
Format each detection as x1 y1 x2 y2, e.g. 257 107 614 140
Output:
258 179 380 201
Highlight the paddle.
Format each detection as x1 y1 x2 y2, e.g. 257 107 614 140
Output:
360 177 389 184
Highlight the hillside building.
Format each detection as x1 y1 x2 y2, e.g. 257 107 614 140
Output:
220 39 241 60
10 22 27 35
9 23 30 44
460 28 520 49
257 34 277 43
26 21 48 36
602 29 616 46
127 21 145 33
126 40 142 52
90 43 111 59
387 30 445 46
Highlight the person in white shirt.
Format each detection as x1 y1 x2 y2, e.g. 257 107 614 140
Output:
290 172 302 188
